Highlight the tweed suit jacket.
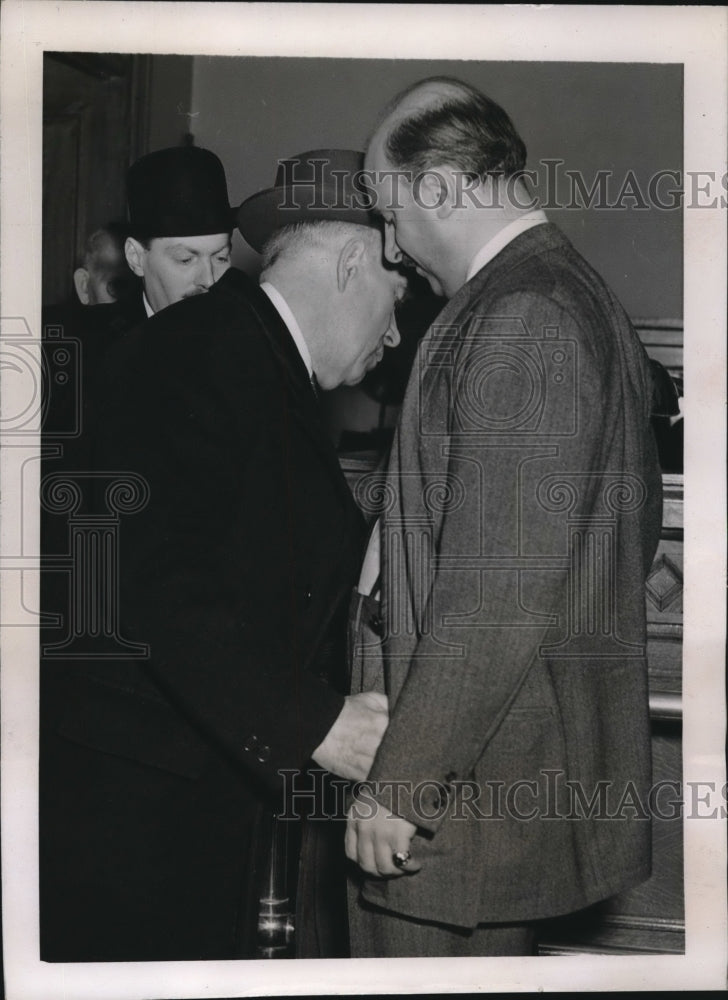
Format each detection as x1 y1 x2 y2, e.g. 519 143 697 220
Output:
355 224 663 927
40 267 365 960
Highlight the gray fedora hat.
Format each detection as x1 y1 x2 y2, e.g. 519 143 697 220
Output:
236 149 376 253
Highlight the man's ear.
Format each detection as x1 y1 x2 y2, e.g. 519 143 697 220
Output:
336 236 367 292
73 267 90 305
124 237 146 278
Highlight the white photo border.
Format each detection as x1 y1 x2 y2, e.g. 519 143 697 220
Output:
1 2 726 997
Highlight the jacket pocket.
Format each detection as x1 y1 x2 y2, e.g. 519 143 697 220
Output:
56 678 210 779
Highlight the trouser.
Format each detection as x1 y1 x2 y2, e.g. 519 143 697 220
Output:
346 588 536 958
348 890 536 957
295 779 351 958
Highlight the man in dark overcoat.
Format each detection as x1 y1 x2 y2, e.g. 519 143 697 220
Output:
39 149 403 961
41 147 233 533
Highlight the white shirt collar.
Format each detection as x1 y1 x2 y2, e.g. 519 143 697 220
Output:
465 210 549 283
143 290 154 318
259 281 313 379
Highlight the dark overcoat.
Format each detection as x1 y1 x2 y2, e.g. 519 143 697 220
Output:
41 289 147 490
352 225 663 930
40 267 364 961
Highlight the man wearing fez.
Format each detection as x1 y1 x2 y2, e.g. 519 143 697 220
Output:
345 77 663 956
82 146 235 383
39 149 405 961
123 145 233 316
42 148 235 473
41 150 237 659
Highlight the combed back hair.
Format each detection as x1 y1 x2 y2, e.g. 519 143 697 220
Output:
382 76 527 181
260 220 381 274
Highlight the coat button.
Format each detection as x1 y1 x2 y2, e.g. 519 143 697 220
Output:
243 734 259 752
256 745 271 763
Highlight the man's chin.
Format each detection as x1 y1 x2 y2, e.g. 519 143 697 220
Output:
344 370 369 388
367 350 384 372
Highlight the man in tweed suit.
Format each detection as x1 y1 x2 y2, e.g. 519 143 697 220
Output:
345 77 663 956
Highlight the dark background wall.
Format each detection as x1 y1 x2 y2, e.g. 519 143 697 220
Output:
189 57 683 321
42 53 194 306
144 55 195 151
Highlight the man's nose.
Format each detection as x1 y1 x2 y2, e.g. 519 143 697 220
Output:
383 224 402 264
196 257 216 288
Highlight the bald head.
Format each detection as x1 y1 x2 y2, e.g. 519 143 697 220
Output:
368 76 527 183
380 77 471 121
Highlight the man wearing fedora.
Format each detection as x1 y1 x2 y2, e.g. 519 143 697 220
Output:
39 148 405 961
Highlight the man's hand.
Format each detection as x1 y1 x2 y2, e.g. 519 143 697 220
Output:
311 691 388 781
345 786 421 877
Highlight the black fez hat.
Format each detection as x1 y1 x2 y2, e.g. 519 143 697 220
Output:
236 149 376 253
127 146 233 239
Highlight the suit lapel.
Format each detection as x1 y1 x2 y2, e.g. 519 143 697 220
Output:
384 225 569 701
